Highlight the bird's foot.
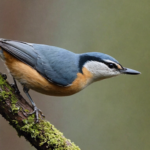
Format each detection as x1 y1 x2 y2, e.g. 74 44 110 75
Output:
28 106 45 123
1 73 7 80
11 83 20 94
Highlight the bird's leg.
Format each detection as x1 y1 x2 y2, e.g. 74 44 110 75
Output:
11 77 20 94
23 86 45 123
1 73 7 80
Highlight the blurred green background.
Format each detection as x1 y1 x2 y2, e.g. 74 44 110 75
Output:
0 1 149 150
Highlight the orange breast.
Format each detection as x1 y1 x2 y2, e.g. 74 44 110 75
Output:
3 51 93 96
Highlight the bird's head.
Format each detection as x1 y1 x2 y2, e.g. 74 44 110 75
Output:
79 52 140 82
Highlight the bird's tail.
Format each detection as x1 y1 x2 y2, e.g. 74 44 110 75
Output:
0 39 5 60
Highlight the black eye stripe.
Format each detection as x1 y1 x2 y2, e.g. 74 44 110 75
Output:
79 54 121 73
107 63 118 69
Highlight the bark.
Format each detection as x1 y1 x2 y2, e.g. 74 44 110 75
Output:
0 73 80 150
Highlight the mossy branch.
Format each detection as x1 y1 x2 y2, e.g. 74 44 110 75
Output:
0 73 80 150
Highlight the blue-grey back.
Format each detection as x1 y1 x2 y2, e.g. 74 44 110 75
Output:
0 40 79 86
33 44 79 86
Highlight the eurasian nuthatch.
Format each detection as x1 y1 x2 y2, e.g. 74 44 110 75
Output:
0 39 140 122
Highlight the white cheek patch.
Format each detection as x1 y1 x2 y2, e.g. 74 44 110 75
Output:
84 61 120 81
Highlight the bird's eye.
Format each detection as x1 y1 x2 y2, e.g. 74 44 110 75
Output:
108 63 118 69
108 63 114 69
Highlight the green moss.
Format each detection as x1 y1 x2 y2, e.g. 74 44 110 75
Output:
11 94 18 104
0 75 19 113
0 75 11 90
24 109 29 113
0 75 80 150
12 120 18 124
0 91 9 99
11 104 20 113
20 115 80 149
0 90 19 113
0 77 6 87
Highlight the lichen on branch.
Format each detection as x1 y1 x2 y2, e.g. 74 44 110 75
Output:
0 73 80 150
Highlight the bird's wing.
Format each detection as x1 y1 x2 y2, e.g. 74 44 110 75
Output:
0 39 79 86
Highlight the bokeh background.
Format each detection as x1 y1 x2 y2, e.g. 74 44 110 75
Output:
0 1 149 150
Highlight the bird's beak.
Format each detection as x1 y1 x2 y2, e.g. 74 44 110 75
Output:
120 67 141 75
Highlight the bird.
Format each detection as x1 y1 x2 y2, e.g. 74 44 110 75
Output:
0 38 140 122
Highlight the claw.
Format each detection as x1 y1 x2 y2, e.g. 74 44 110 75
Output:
11 83 20 94
2 73 7 80
37 108 45 118
23 86 45 123
28 106 45 123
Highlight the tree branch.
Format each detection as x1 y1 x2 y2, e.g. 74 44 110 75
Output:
0 73 80 150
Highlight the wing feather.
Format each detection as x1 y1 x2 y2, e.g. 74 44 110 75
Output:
0 39 79 86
